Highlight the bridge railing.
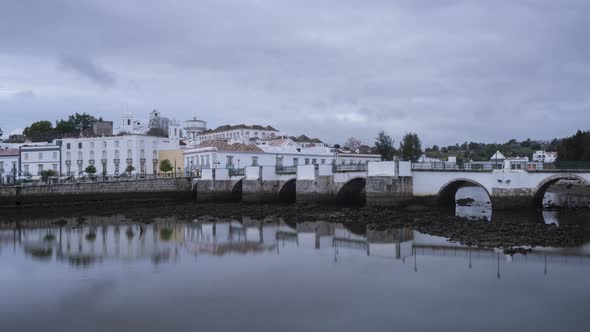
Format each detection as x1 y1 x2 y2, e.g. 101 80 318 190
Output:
411 162 501 171
332 163 367 172
553 161 590 170
228 168 245 177
275 165 297 174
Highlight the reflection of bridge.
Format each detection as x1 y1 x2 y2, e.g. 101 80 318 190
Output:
1 218 589 273
193 162 590 210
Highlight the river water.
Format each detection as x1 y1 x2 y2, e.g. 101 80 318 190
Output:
1 209 589 331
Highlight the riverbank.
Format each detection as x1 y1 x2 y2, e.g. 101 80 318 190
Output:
1 201 589 251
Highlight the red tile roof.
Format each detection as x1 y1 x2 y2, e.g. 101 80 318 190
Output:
0 149 19 156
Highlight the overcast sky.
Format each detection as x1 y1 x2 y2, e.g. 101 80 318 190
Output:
1 0 589 146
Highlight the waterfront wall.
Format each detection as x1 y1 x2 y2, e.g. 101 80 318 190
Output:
0 178 193 207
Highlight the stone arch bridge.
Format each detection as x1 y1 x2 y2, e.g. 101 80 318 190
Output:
193 162 590 210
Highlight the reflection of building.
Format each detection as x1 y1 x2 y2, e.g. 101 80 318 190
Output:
1 216 589 273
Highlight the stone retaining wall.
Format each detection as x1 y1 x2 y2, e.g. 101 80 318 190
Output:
0 178 192 207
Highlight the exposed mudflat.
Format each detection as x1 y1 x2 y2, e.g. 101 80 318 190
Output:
1 201 589 251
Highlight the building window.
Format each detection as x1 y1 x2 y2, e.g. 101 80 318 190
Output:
102 150 107 159
227 156 234 168
127 140 132 148
140 140 145 148
252 156 259 166
90 142 95 149
53 151 58 159
305 158 310 165
321 159 326 164
127 149 132 158
66 143 71 150
24 153 29 160
153 150 157 159
115 150 120 159
39 152 43 160
24 165 29 175
66 151 71 160
293 158 298 166
78 151 83 160
78 142 82 149
38 164 43 175
312 159 317 165
115 141 120 148
140 149 145 159
52 164 58 171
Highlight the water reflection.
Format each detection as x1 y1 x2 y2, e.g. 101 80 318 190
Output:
455 186 590 225
2 215 589 276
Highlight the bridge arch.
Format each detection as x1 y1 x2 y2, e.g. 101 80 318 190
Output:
337 177 367 206
278 178 296 203
531 174 589 208
231 179 243 202
437 178 491 207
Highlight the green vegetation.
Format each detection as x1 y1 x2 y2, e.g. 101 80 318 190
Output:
147 127 168 137
556 130 590 161
424 138 560 162
374 131 396 161
41 169 57 180
23 113 98 142
399 132 422 162
159 159 173 173
125 164 135 174
85 165 97 175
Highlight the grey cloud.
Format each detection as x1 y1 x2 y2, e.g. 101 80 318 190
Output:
58 55 116 87
0 0 589 146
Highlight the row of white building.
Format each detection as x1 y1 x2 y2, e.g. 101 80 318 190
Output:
0 111 381 180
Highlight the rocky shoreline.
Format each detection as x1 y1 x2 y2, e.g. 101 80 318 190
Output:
2 201 589 252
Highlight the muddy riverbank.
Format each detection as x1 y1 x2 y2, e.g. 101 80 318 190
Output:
2 201 590 251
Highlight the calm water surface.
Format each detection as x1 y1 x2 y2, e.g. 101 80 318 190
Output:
1 210 589 332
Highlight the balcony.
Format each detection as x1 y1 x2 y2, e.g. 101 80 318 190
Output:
77 160 83 165
65 160 71 165
89 159 95 165
126 158 133 164
114 159 120 165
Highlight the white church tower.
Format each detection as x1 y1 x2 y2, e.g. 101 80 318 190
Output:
121 113 134 133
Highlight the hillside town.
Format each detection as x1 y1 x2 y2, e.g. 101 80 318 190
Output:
0 110 381 183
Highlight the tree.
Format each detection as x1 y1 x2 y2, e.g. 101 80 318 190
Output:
147 127 168 137
41 169 57 181
55 113 97 136
23 120 54 141
400 132 422 161
556 130 590 161
343 137 362 152
84 165 97 175
374 131 395 161
159 159 173 173
125 165 135 174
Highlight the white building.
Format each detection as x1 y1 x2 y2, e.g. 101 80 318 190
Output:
115 110 185 139
195 124 280 145
58 135 180 176
183 138 380 172
532 151 557 163
0 149 19 181
19 145 61 176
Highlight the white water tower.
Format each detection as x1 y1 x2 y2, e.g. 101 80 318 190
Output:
183 117 207 139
